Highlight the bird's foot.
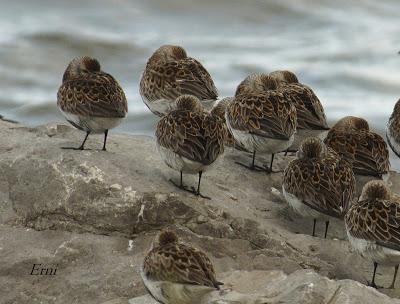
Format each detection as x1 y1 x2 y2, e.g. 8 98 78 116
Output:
367 281 383 289
235 161 264 172
61 146 86 150
263 166 283 174
169 179 189 192
190 187 211 200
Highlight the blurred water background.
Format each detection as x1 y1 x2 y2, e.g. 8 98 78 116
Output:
1 0 399 167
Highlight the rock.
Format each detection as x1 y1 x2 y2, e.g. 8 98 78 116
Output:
128 270 400 304
1 120 400 303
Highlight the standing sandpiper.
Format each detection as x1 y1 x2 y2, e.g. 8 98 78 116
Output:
345 181 400 289
140 45 218 116
269 70 329 151
156 95 226 199
283 137 355 238
57 56 128 151
226 75 297 172
324 116 390 179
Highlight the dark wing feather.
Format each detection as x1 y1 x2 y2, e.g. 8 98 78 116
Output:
57 73 127 118
228 92 297 140
156 111 207 163
202 115 226 165
324 129 390 176
345 199 400 250
279 83 328 130
141 58 217 103
143 243 219 288
284 151 354 218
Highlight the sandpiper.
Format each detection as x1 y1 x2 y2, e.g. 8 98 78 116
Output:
283 137 355 238
57 56 128 151
156 95 226 199
210 97 248 151
345 180 400 289
386 98 400 158
226 75 297 172
141 230 223 304
269 70 329 151
140 45 218 116
324 116 390 179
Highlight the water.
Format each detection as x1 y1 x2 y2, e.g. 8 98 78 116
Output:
1 0 400 166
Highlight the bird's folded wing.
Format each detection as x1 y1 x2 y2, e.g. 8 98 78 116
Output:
57 75 127 118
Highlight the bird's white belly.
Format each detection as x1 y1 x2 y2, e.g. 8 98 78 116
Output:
60 110 124 133
229 127 293 154
201 99 216 112
140 268 214 304
290 129 329 151
225 112 293 154
282 186 331 220
346 233 400 266
157 143 213 174
142 96 175 116
386 124 400 156
142 96 215 116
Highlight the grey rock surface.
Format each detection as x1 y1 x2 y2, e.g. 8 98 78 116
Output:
128 270 400 304
1 120 400 303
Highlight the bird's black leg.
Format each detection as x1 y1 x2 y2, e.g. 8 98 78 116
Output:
102 130 108 151
282 148 297 156
312 219 317 237
324 221 330 239
190 171 211 200
169 171 189 191
62 131 90 150
389 264 399 289
79 131 90 150
368 262 381 288
235 150 264 171
265 154 283 173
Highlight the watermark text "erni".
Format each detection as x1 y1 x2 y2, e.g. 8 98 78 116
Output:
30 264 58 275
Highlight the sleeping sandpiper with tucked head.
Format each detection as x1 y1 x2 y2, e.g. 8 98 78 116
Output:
210 97 247 151
324 116 390 179
57 56 128 151
226 75 297 172
141 230 223 304
345 181 400 289
140 45 218 116
269 70 329 151
156 95 226 199
386 99 400 158
283 137 355 238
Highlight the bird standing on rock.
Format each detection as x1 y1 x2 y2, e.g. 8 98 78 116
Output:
269 70 329 152
324 116 390 179
155 95 226 199
140 45 218 116
345 180 400 289
283 137 355 238
57 56 128 151
226 74 297 172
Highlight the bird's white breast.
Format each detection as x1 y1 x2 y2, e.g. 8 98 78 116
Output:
60 110 124 133
282 186 331 221
225 112 293 154
157 143 215 174
346 232 400 266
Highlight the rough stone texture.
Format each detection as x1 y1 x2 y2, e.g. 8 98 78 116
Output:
1 120 400 303
128 270 400 304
